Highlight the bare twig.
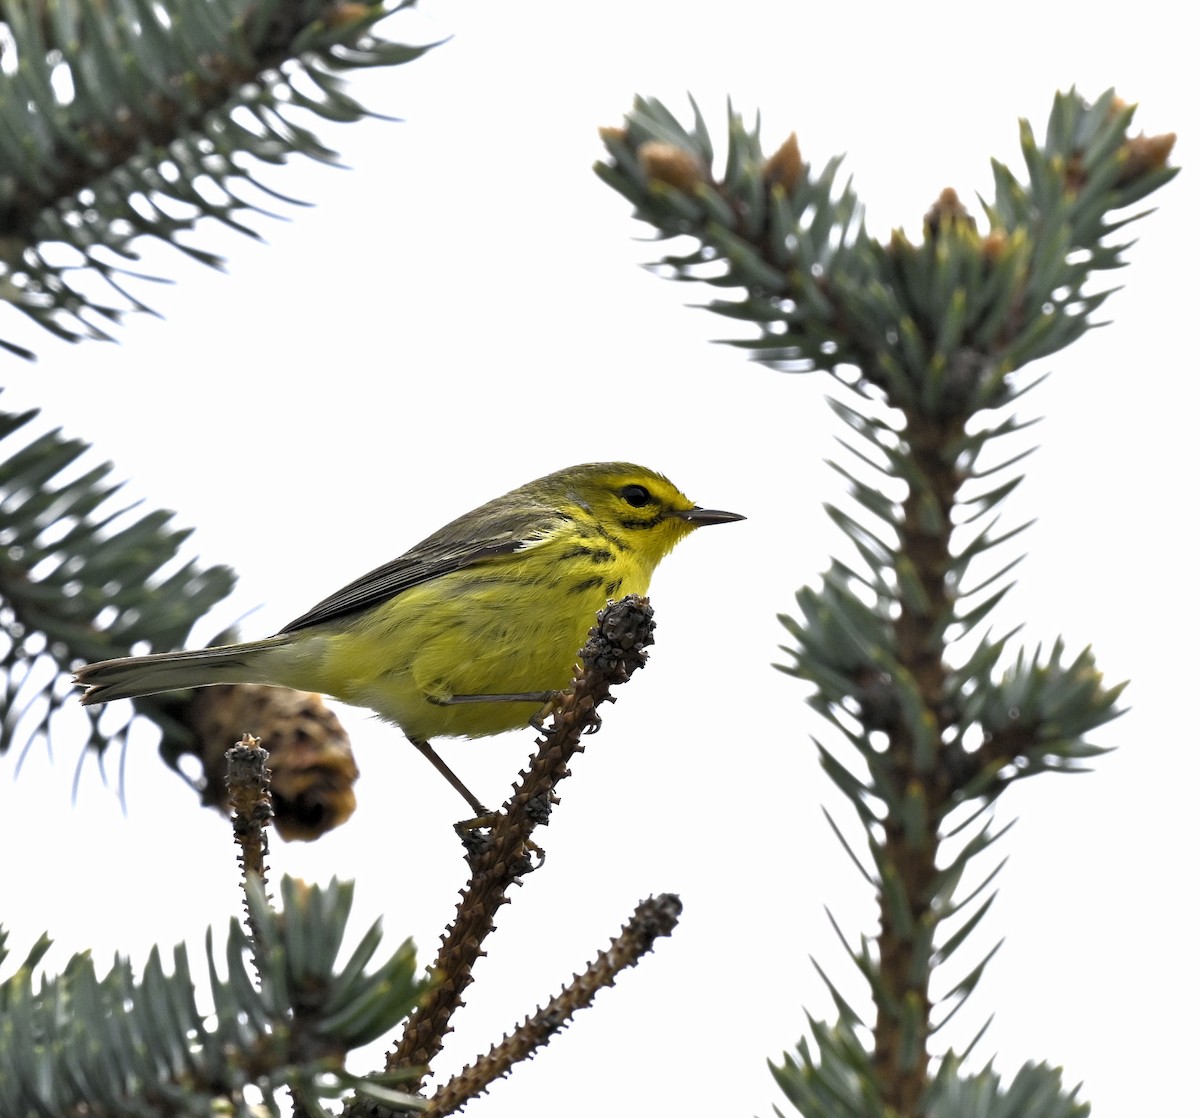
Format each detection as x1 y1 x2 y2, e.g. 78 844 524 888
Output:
427 893 682 1117
225 734 273 947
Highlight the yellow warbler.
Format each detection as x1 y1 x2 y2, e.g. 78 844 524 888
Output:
75 462 743 812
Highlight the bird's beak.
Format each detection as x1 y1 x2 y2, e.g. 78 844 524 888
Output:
675 506 745 526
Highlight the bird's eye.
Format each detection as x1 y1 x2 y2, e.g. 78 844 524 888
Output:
620 484 652 507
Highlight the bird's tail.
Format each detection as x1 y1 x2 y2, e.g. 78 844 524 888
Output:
75 637 292 705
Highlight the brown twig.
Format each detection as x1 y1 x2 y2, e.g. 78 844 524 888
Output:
377 595 656 1097
871 410 963 1116
225 734 273 947
427 893 683 1117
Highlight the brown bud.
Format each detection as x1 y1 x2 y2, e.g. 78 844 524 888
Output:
598 124 628 147
1064 153 1087 193
981 229 1008 262
763 132 804 191
923 187 977 237
323 1 370 28
637 141 703 192
1116 130 1176 186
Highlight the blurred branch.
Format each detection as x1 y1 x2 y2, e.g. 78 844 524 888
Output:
0 401 235 759
0 874 429 1114
0 0 438 357
194 683 358 840
0 401 358 838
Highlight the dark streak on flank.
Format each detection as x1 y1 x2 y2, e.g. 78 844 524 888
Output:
559 544 616 564
605 579 622 597
455 573 517 591
569 576 606 594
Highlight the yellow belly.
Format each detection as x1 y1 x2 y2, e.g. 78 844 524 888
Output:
264 542 652 741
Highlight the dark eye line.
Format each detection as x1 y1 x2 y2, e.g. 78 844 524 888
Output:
618 513 666 530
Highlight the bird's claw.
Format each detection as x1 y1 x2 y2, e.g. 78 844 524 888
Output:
529 692 564 735
454 813 545 873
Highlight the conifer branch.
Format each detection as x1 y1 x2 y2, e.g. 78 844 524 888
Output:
599 88 1175 1117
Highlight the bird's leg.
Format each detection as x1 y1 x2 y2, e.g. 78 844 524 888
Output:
438 689 564 733
438 691 559 704
408 736 490 819
407 740 545 871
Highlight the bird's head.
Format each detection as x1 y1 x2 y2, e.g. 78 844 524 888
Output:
551 462 744 570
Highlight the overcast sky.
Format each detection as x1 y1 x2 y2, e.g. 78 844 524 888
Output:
2 2 1196 1115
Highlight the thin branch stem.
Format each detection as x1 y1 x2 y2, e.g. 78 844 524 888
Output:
426 893 682 1117
225 734 273 964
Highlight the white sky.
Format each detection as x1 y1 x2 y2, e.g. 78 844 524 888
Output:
1 1 1196 1115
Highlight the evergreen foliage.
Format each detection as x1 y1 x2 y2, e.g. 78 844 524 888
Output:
0 0 435 358
0 400 235 764
596 88 1174 1115
0 877 428 1116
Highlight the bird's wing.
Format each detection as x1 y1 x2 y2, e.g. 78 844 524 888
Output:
277 501 569 634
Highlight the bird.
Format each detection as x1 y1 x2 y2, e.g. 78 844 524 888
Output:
75 462 744 814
